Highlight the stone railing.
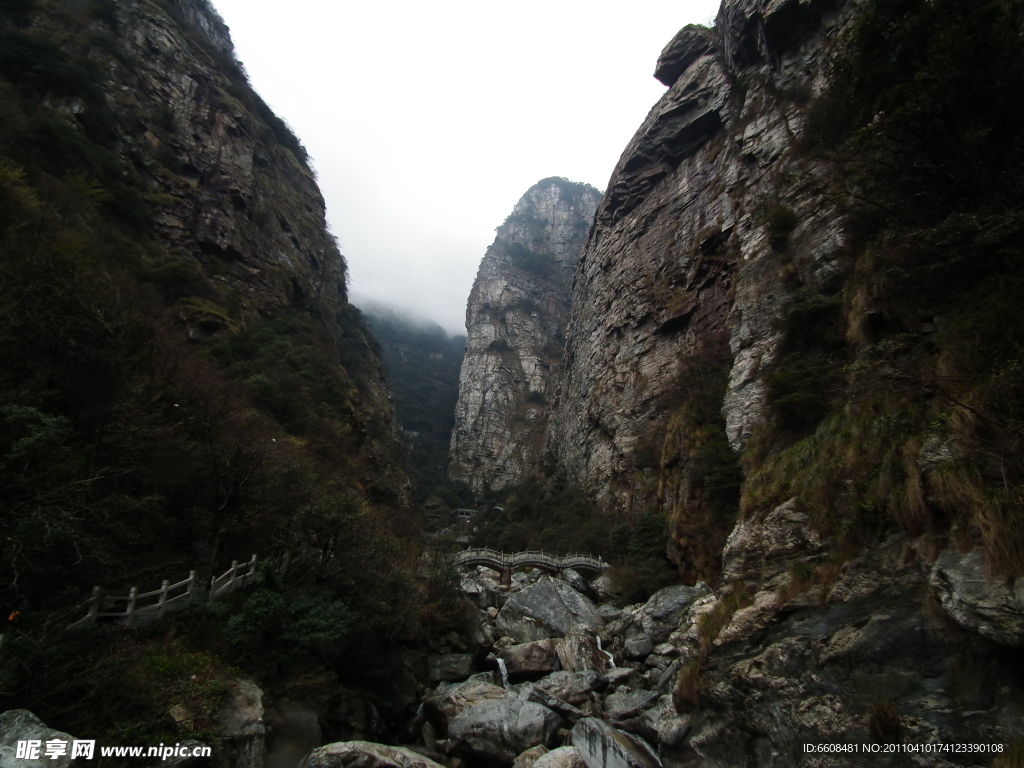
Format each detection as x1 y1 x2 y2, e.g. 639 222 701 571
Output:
68 555 257 628
454 548 608 576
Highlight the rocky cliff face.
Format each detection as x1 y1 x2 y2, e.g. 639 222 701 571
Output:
538 0 1024 762
449 179 601 491
547 0 853 577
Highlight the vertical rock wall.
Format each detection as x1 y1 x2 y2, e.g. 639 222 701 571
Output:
546 0 857 578
449 179 601 492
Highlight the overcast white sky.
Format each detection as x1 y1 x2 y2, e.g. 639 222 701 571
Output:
209 0 722 335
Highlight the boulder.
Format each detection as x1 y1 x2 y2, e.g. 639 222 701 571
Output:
533 746 587 768
496 577 604 643
499 639 559 677
428 653 475 683
0 710 77 768
636 585 710 642
449 697 562 766
562 569 598 600
425 677 507 732
570 718 661 768
930 548 1024 648
603 689 660 723
555 633 608 674
654 25 715 86
533 671 605 706
622 635 653 660
219 679 266 768
300 741 445 768
513 745 550 768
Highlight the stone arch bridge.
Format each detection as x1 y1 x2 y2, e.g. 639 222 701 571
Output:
454 548 609 587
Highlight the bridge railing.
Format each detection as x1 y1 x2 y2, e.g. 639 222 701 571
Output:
68 555 259 629
454 548 608 572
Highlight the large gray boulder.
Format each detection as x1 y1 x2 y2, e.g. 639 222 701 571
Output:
930 547 1024 647
425 676 507 732
496 576 604 643
300 741 445 768
0 710 77 768
637 585 708 642
499 640 559 677
554 633 609 674
448 697 562 766
533 671 604 706
570 718 661 768
219 679 266 768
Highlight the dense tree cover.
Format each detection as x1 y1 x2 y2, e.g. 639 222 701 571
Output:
0 0 444 747
749 0 1024 575
360 305 466 504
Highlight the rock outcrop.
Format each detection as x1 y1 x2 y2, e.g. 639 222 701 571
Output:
449 178 601 491
545 0 854 583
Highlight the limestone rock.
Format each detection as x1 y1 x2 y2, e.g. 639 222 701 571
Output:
219 679 266 768
930 548 1024 647
533 671 605 706
555 632 608 673
570 718 661 768
448 697 562 767
533 746 586 768
0 710 77 768
602 688 660 723
300 741 445 768
721 498 827 584
425 677 508 732
499 640 560 677
496 576 604 643
654 25 715 86
448 178 601 492
513 745 550 768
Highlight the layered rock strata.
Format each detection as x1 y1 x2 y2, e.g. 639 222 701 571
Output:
546 0 854 578
449 179 600 491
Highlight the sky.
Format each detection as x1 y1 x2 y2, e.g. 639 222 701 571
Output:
209 0 722 335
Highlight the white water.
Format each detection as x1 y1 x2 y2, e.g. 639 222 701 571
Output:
596 636 616 669
497 657 510 689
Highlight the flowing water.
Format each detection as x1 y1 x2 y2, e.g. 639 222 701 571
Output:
496 657 510 689
596 636 615 669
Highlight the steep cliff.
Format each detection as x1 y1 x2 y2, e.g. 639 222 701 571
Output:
449 178 600 492
543 0 1024 761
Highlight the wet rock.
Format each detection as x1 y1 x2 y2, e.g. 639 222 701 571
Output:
930 548 1024 648
555 632 608 673
533 746 586 768
499 640 559 677
496 577 604 643
427 653 475 683
570 718 661 768
425 677 507 732
300 741 445 768
0 710 77 768
449 697 562 767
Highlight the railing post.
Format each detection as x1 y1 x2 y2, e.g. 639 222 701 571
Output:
126 586 137 623
157 579 170 618
247 554 257 586
87 586 101 623
187 570 196 602
229 560 238 593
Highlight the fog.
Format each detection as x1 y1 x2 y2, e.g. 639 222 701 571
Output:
209 0 722 334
